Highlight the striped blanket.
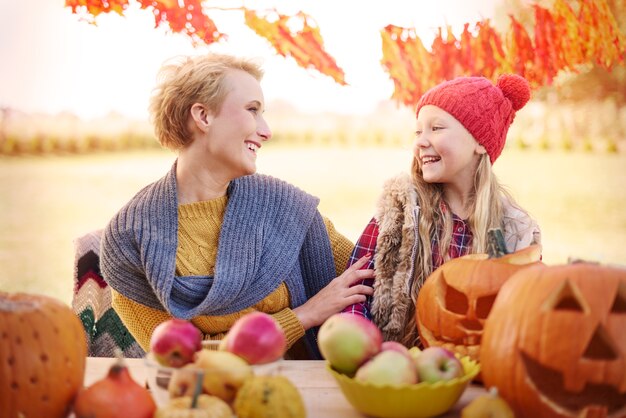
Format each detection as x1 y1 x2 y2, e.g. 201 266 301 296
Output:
72 230 144 358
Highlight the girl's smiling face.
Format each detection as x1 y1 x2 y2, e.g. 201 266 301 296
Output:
414 105 486 188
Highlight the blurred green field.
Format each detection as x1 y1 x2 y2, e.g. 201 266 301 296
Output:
1 146 625 305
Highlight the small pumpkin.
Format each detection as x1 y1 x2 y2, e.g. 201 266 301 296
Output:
233 375 305 418
481 262 626 418
416 231 541 362
0 292 87 418
73 355 156 418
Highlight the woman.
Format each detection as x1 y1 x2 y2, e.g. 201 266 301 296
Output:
100 53 374 359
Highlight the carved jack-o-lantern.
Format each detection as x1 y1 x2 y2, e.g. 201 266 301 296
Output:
416 244 541 362
481 263 626 418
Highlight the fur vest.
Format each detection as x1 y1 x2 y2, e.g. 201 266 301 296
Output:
370 173 541 342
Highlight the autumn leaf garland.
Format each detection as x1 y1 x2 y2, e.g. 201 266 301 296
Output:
380 0 626 106
66 0 625 106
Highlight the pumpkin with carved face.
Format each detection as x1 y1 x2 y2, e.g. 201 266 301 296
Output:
416 244 541 362
481 263 626 418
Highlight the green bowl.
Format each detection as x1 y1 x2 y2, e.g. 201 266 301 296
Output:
326 356 480 418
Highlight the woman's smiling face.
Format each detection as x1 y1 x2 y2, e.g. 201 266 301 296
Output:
203 69 272 180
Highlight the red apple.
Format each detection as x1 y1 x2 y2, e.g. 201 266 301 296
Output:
414 346 463 383
382 341 410 356
317 313 382 375
355 350 418 385
219 312 287 365
150 318 202 367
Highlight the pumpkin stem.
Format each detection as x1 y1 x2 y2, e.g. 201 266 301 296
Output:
487 228 508 259
111 348 127 374
190 370 204 409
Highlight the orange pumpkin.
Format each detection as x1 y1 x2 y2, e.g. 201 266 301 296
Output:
481 263 626 418
416 244 541 362
0 292 88 418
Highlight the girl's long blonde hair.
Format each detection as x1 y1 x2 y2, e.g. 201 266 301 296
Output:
400 153 519 346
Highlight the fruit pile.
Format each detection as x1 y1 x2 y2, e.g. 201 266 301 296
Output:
147 312 305 418
318 313 464 385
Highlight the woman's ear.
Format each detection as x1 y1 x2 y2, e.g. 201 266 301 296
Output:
475 143 487 155
190 103 214 133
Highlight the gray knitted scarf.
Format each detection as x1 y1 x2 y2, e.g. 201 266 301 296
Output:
100 162 335 358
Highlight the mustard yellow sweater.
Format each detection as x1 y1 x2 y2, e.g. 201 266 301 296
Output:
111 195 353 352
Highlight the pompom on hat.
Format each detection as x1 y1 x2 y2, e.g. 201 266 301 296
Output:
415 74 531 163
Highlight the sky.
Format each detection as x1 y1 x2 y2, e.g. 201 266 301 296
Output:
0 0 500 119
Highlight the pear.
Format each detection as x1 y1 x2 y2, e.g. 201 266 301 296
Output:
461 387 514 418
154 394 232 418
193 349 253 403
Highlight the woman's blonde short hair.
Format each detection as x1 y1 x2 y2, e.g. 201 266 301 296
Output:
149 53 264 150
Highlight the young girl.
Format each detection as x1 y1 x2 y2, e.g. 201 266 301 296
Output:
343 74 541 346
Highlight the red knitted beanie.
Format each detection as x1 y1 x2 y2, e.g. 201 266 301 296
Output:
415 74 531 163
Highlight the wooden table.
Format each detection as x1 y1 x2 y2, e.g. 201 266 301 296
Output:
85 357 486 417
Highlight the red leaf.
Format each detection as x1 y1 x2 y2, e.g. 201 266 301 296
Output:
506 15 536 84
533 5 561 85
66 0 223 45
459 23 475 74
430 26 460 81
471 20 505 80
136 0 223 45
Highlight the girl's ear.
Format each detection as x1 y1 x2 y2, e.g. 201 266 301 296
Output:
190 103 214 133
475 143 487 155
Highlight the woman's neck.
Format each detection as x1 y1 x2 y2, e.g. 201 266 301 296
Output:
176 153 229 204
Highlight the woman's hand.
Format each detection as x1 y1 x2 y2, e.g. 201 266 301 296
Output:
293 255 375 330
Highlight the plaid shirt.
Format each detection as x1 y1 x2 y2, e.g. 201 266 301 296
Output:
342 214 473 319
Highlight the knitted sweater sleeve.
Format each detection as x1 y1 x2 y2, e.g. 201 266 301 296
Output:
322 216 354 276
112 287 306 350
111 288 171 352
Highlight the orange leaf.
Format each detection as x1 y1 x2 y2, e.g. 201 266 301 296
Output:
579 0 626 68
380 25 433 107
552 0 586 69
244 10 346 85
65 0 129 20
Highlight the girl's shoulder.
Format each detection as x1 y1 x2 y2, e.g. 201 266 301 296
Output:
375 172 420 223
502 200 542 251
379 172 417 203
